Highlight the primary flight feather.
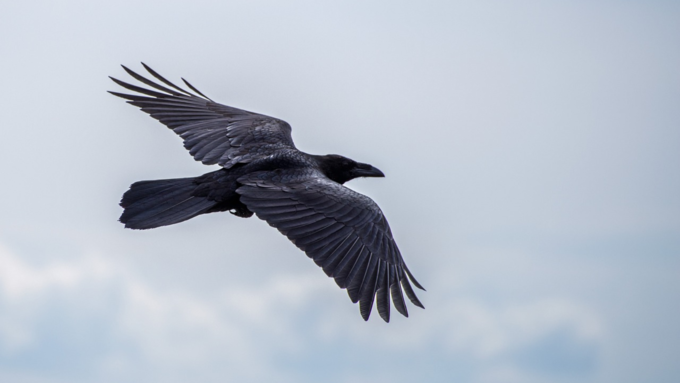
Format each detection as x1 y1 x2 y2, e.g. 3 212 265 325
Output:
110 63 425 322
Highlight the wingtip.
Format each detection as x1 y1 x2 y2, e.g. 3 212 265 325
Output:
121 64 135 75
400 277 425 309
377 298 390 322
404 264 426 291
182 77 213 101
391 283 409 317
108 76 125 86
361 309 370 321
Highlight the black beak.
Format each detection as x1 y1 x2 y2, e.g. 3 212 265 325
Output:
353 163 385 178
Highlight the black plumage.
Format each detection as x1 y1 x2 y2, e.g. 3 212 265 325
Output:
111 64 425 322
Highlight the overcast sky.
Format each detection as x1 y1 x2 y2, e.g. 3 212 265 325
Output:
1 1 679 382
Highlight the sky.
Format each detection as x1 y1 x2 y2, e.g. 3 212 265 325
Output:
1 0 679 382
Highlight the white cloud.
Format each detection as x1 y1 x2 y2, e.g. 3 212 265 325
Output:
0 243 109 301
442 299 601 359
0 240 606 382
0 241 344 381
0 243 114 353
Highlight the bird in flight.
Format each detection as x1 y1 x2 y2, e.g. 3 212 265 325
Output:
110 64 424 322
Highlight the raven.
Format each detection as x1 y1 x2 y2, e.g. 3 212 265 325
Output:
110 64 424 322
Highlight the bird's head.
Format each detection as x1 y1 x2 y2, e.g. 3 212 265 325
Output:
315 154 385 185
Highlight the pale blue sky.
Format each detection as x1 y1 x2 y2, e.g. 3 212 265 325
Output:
1 1 679 382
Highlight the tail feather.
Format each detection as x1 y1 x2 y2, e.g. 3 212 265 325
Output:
120 177 216 229
120 180 180 204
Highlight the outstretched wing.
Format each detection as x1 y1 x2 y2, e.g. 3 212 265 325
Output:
236 168 425 322
109 63 296 169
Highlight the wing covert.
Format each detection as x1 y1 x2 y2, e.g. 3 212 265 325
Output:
109 64 296 168
236 169 424 322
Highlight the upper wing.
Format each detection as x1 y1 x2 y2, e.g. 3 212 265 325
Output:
109 64 296 169
236 168 425 322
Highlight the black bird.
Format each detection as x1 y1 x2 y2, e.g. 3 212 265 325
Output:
110 64 424 322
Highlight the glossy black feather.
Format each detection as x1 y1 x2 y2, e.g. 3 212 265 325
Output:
376 262 390 322
112 64 425 322
141 62 195 96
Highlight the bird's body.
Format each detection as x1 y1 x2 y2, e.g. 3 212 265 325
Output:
111 64 424 322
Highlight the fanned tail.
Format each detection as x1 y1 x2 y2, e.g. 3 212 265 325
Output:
120 177 216 230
